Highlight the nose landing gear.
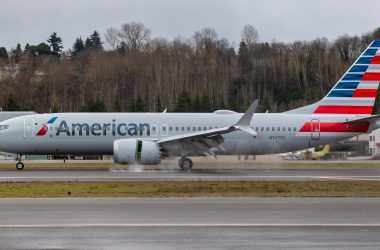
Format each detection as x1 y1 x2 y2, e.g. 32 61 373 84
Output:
178 157 193 171
15 154 24 171
16 161 24 171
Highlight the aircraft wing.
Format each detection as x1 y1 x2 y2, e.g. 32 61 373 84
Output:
344 114 380 124
158 100 258 156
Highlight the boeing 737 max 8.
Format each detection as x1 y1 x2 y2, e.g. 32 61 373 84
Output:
1 40 380 170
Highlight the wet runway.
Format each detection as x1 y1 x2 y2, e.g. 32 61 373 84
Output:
1 198 380 249
2 168 380 181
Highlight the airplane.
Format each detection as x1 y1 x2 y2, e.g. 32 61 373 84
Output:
0 40 380 171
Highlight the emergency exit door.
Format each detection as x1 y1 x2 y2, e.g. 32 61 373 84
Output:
310 119 320 140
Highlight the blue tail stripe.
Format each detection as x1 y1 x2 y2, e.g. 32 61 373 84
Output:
371 40 380 47
342 74 363 81
328 90 354 98
357 57 373 64
364 48 378 56
349 65 368 73
334 81 359 89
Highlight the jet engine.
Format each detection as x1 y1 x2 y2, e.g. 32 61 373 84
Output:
113 139 161 165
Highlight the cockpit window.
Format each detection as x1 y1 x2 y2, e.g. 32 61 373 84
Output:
0 125 9 130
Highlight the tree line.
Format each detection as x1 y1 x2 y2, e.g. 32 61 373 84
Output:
0 22 379 113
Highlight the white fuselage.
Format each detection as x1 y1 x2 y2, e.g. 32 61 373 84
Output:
0 112 368 156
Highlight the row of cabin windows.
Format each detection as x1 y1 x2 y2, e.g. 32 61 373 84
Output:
152 126 297 133
255 127 297 132
152 126 218 132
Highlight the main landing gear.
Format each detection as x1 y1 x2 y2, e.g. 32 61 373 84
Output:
15 154 24 171
178 157 193 171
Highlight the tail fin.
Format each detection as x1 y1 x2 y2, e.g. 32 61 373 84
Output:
288 40 380 115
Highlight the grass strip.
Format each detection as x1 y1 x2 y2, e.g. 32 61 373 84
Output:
1 181 380 198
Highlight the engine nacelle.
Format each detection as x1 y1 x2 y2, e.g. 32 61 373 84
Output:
113 139 161 165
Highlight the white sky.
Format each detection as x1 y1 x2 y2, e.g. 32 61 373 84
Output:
1 0 380 50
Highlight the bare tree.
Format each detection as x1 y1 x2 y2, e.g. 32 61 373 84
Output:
119 22 151 50
193 28 218 50
104 28 121 49
241 24 259 47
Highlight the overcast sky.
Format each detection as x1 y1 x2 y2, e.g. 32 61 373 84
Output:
1 0 380 50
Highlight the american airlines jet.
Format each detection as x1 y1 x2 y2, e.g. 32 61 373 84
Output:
0 40 380 170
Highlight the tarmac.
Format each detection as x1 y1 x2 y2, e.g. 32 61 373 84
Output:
2 168 380 181
0 198 380 249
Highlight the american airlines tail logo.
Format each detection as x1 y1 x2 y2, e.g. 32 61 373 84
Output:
36 116 58 136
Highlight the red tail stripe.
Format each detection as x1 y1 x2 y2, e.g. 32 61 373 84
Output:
353 89 378 98
362 72 380 81
372 56 380 64
314 105 373 114
300 122 369 133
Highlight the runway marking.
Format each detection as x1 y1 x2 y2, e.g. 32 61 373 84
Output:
319 176 380 181
1 175 380 182
0 223 380 228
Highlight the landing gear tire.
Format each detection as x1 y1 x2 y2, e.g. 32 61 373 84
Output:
16 162 24 171
179 157 193 171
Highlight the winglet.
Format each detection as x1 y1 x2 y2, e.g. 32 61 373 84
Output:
233 100 259 136
235 100 259 127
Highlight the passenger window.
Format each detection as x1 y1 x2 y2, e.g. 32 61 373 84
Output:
261 127 264 132
282 127 286 132
181 127 185 131
209 126 213 130
187 127 191 131
272 127 275 131
288 127 291 132
0 125 9 130
266 127 270 132
162 127 166 131
193 127 196 131
203 127 207 130
277 127 281 131
169 127 173 131
293 127 297 132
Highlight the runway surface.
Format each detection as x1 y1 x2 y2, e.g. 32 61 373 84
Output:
2 168 380 181
1 198 380 249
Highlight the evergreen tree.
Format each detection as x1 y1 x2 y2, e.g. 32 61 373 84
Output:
238 41 252 77
80 100 107 112
192 95 201 112
90 31 103 50
0 47 8 59
200 94 211 112
47 32 64 57
24 43 31 54
72 37 85 56
175 91 192 112
112 98 121 112
117 41 127 54
14 44 22 62
128 96 145 112
85 37 93 48
228 78 245 112
373 27 380 39
36 43 51 55
5 95 21 111
155 96 162 112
